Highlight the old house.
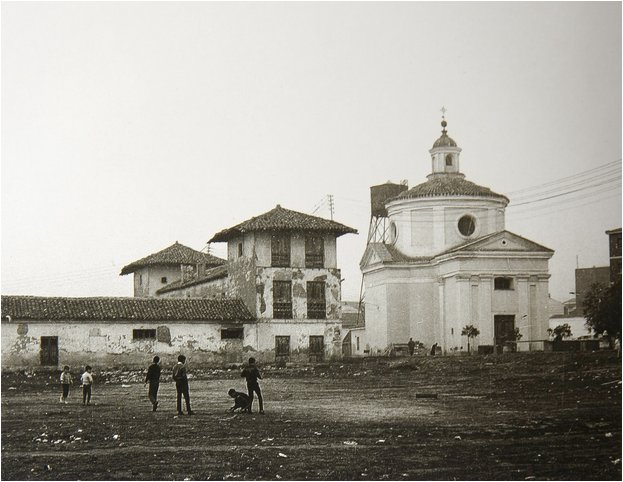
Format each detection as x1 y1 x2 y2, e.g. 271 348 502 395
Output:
357 119 554 355
120 241 225 297
1 295 254 369
156 205 357 362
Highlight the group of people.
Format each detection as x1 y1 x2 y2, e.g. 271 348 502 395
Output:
407 338 438 356
59 365 93 405
60 355 264 415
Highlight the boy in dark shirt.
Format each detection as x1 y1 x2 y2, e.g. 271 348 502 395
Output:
241 357 264 414
144 355 161 412
172 355 193 416
228 388 251 413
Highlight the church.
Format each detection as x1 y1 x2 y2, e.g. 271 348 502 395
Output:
353 118 554 355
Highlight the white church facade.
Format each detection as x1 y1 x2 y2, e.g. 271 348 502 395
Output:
354 119 554 355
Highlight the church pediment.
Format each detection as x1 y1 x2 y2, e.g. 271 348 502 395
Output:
442 230 554 255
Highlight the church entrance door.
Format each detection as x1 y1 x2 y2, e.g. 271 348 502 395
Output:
494 315 515 351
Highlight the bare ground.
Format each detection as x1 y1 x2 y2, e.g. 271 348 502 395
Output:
1 351 621 480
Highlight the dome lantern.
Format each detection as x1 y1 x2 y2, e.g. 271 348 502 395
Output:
429 112 462 176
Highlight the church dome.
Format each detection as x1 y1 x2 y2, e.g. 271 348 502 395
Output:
389 175 509 203
432 119 457 148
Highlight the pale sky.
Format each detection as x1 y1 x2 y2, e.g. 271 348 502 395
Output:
2 2 621 304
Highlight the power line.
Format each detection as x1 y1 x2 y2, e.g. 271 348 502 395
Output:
509 169 621 203
506 159 621 197
508 175 621 207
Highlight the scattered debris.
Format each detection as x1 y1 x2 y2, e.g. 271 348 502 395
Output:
377 439 385 443
454 436 462 441
605 433 613 438
314 432 322 436
343 441 358 446
278 453 288 458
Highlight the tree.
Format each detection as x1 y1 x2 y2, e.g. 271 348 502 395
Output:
583 280 622 339
547 323 573 342
461 324 480 354
506 327 523 352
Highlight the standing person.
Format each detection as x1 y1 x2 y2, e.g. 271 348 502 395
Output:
430 343 438 356
59 365 73 404
172 355 193 416
145 355 161 412
81 365 93 405
241 357 264 414
615 333 621 359
407 338 416 357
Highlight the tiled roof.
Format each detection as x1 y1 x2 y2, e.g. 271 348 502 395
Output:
389 174 509 203
209 205 358 242
1 295 254 322
120 242 225 275
366 243 432 264
157 265 229 294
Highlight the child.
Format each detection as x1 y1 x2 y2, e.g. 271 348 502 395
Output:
81 365 93 405
241 357 264 414
59 365 73 404
144 355 161 411
228 388 251 413
172 355 193 416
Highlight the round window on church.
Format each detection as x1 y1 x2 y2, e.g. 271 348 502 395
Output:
458 215 476 237
388 221 397 245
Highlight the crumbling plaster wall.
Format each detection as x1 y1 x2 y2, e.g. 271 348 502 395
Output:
248 320 343 363
256 267 341 320
1 321 254 369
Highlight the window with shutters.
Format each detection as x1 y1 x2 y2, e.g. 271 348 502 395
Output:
271 233 291 267
133 329 156 340
273 280 292 319
305 236 324 268
307 281 326 319
221 328 244 339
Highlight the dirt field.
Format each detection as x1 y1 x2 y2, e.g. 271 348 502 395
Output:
2 351 621 480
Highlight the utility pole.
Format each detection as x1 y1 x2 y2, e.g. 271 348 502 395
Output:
328 194 334 220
